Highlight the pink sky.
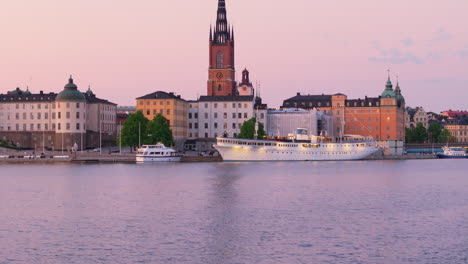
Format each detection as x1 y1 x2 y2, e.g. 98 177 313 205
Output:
0 0 467 112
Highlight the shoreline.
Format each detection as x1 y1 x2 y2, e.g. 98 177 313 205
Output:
0 153 437 164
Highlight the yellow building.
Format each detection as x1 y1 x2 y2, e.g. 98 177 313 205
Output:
136 91 188 139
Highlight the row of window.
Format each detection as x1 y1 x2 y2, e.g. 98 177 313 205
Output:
0 112 84 120
0 122 83 131
188 112 251 119
345 126 391 131
147 109 171 116
140 101 171 106
201 103 250 109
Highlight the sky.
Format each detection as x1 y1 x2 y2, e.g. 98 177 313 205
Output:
0 0 467 112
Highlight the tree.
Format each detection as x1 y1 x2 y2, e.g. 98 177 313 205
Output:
144 114 174 146
237 117 266 139
427 123 442 143
405 127 414 143
412 123 428 143
438 129 456 143
120 111 149 150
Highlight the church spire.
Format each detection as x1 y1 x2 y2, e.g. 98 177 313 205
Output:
214 0 229 44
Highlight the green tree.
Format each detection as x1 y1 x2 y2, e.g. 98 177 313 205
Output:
120 111 149 150
405 127 414 143
144 114 174 146
412 123 428 143
237 118 266 139
427 123 442 143
438 129 456 143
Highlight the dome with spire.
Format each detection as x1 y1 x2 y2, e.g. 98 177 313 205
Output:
381 76 396 98
394 80 405 105
56 75 85 102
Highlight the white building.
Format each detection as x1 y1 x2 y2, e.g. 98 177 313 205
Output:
0 76 116 150
266 108 333 138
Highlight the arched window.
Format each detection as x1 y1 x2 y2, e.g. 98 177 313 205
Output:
218 85 222 91
217 51 224 68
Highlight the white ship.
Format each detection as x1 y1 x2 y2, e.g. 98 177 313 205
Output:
136 144 181 163
214 129 380 162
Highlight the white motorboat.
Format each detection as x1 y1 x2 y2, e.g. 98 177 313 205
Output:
136 143 181 162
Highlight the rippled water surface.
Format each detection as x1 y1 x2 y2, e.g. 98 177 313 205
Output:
1 160 468 264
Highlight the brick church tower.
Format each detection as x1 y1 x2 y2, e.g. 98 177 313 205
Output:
207 0 236 96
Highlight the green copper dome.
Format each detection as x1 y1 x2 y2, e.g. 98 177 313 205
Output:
381 76 396 98
56 76 85 102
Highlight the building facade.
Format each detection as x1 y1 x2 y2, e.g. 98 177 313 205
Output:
266 109 333 138
282 76 406 141
405 106 428 128
0 76 116 150
136 91 188 140
444 117 468 143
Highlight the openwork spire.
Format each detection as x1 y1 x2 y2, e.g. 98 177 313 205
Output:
213 0 230 44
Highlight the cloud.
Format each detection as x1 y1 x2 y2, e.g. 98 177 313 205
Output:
401 38 414 47
457 45 468 58
369 49 425 64
430 28 451 44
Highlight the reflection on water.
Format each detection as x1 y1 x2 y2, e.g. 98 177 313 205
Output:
0 160 468 264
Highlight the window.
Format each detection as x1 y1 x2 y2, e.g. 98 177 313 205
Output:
214 123 218 129
218 85 222 91
146 110 150 115
66 112 70 119
232 123 236 129
76 103 80 108
189 123 193 129
205 103 208 108
204 123 208 129
166 109 170 115
224 123 228 129
76 123 80 130
23 113 26 120
15 113 19 120
204 113 208 119
244 113 248 118
37 124 41 130
224 113 227 119
214 113 218 118
30 113 34 120
194 113 198 119
238 113 242 118
66 123 70 130
153 109 157 115
66 103 70 108
37 113 41 120
232 113 236 118
214 103 218 108
261 113 265 119
76 112 80 119
232 103 235 108
189 113 192 119
204 133 208 138
195 123 198 129
217 51 224 68
30 124 34 130
159 109 163 114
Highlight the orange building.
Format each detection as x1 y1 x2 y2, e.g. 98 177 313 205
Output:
136 91 188 139
282 76 406 141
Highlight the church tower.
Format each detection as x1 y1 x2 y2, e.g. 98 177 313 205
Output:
207 0 236 96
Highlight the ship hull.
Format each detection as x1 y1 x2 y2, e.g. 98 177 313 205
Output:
214 138 380 162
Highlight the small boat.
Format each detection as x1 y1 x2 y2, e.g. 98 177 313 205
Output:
436 146 468 159
136 143 181 162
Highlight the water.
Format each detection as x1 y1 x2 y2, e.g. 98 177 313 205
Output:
1 160 468 264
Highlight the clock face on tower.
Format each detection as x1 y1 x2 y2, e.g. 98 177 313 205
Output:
216 72 223 79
